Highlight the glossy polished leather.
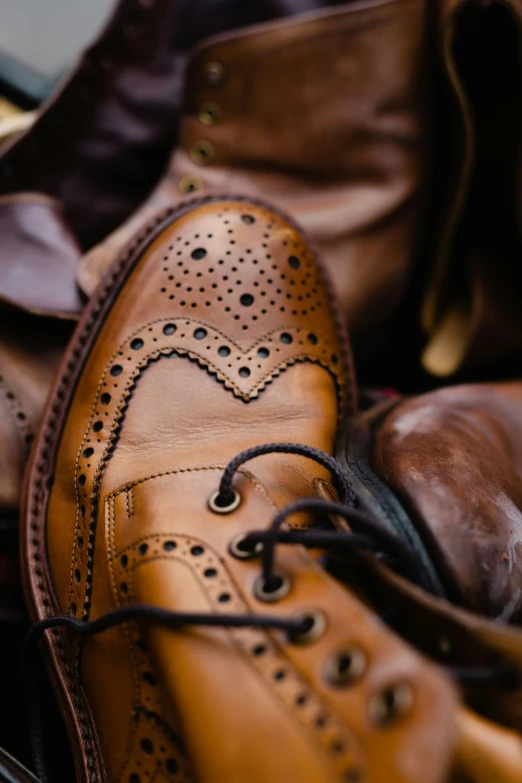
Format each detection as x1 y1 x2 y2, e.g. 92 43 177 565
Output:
79 0 430 346
371 383 522 622
25 198 458 783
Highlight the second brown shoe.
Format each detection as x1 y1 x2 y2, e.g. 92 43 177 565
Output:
24 197 457 783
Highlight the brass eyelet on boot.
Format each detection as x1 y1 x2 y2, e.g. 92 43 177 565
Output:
203 61 225 86
288 610 326 645
368 682 413 727
209 489 241 514
190 140 215 165
253 573 291 603
228 533 262 560
324 648 367 687
179 175 203 194
198 102 222 127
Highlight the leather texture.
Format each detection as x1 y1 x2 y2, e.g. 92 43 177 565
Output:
25 197 459 783
371 382 522 622
79 0 430 346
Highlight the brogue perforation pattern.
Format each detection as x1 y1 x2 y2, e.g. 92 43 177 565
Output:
108 518 366 783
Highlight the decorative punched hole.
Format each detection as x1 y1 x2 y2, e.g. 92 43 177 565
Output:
253 644 267 656
307 333 318 345
120 555 128 568
191 248 207 260
93 421 103 433
142 671 156 686
288 611 327 645
163 323 177 336
194 328 207 340
253 574 291 603
274 669 286 681
163 541 177 551
78 474 86 487
219 593 231 603
78 536 84 550
166 759 179 775
101 393 111 405
204 568 217 578
140 738 154 755
228 533 263 561
110 365 123 377
130 773 141 783
208 489 241 514
288 256 301 269
139 543 148 556
324 648 367 687
218 346 230 357
238 367 251 378
83 448 94 458
74 569 81 584
280 333 293 345
240 294 254 306
368 683 413 727
241 214 255 224
191 545 204 556
131 338 144 351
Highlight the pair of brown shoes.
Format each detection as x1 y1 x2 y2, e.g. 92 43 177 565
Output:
2 1 522 781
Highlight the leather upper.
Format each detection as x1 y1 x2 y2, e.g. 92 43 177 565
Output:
38 198 458 782
372 382 522 622
79 0 430 346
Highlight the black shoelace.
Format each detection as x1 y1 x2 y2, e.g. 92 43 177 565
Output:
24 442 512 781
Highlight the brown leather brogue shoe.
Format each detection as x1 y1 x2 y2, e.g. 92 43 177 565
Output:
24 197 457 783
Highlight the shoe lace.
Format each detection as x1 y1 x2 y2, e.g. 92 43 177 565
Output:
24 442 513 781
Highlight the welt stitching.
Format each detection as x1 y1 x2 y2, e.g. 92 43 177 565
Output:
31 192 352 782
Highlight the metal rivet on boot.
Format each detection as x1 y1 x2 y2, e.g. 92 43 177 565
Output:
198 102 222 127
368 682 413 727
190 140 215 166
203 61 225 86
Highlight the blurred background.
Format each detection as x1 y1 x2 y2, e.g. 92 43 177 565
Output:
0 0 113 108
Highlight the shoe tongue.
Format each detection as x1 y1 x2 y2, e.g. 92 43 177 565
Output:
0 194 82 320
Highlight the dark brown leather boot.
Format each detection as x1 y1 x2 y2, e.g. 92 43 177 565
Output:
23 197 458 783
336 384 522 772
79 0 432 358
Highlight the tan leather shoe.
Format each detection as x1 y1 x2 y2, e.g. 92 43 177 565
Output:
79 0 430 353
24 197 457 783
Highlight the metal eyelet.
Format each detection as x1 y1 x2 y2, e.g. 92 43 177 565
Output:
228 533 262 560
204 61 225 86
288 610 327 645
179 175 203 194
208 489 241 515
253 573 291 603
198 102 222 127
368 682 413 727
190 140 215 166
324 648 367 687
